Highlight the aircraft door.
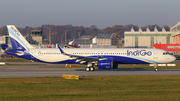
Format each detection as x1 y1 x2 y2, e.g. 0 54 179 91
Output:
68 51 73 55
31 49 36 58
153 49 158 58
37 50 42 56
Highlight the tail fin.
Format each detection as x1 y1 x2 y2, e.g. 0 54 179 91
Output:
7 25 34 51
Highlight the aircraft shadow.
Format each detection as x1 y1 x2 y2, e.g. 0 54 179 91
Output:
75 69 180 71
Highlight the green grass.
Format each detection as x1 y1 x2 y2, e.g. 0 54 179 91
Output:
0 76 180 101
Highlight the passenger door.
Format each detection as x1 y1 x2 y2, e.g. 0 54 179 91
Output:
153 49 158 58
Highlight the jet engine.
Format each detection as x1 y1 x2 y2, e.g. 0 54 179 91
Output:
98 60 118 69
0 44 8 50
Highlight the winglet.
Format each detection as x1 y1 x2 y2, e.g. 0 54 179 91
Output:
58 44 65 54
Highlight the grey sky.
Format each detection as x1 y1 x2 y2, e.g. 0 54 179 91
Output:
0 0 180 29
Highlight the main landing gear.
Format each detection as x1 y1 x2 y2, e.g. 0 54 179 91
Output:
85 62 95 72
85 66 95 72
154 64 158 72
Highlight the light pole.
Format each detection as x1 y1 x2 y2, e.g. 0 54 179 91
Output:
48 28 52 44
78 32 81 39
64 30 68 44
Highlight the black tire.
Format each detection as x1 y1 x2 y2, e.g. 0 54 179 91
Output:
85 67 90 72
90 67 95 71
154 69 158 72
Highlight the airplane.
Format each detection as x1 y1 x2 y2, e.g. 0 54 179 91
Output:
5 25 176 72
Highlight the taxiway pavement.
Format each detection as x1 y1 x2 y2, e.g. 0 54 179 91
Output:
0 62 180 78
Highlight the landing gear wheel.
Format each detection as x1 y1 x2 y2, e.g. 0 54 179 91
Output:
154 64 158 72
154 68 158 72
90 67 95 71
85 67 90 72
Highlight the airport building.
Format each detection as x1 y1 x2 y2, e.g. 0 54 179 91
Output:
92 33 114 45
171 22 180 44
25 30 43 45
69 39 92 46
31 30 43 44
124 27 171 48
69 33 118 48
0 35 11 45
0 35 11 57
80 35 92 40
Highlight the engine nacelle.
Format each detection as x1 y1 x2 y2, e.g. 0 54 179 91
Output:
98 60 113 69
0 44 8 50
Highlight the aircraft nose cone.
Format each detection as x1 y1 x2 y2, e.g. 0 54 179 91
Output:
165 55 176 63
171 56 176 62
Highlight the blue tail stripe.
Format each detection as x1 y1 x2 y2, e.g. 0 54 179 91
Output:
8 28 30 51
58 45 64 54
10 37 26 50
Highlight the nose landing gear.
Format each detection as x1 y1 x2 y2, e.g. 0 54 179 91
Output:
154 64 158 72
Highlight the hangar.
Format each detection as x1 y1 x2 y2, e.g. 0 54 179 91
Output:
171 22 180 44
124 27 171 48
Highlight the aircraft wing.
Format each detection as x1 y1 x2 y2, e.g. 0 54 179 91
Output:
67 54 99 63
58 45 102 63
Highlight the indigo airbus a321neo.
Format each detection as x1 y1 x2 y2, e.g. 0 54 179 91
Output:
5 25 176 72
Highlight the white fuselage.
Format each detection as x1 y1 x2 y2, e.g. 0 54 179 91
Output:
28 48 176 64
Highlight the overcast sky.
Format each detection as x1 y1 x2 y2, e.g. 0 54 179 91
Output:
0 0 180 29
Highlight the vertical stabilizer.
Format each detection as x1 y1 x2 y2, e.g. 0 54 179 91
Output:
7 25 34 51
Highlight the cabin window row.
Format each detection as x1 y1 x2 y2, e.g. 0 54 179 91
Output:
38 53 127 55
38 53 62 54
72 53 127 55
163 52 171 55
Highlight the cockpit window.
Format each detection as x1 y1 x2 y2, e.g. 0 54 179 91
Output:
163 52 170 55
